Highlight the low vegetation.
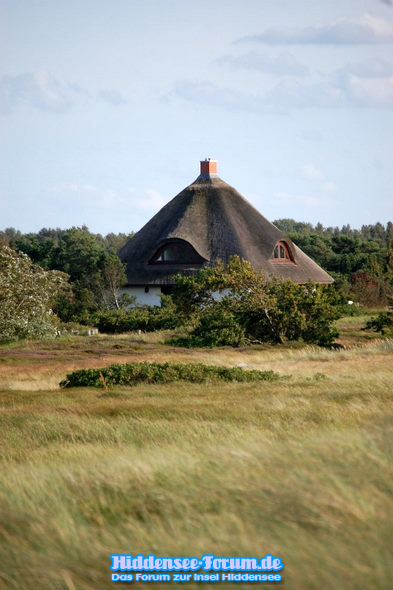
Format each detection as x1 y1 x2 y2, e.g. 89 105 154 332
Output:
0 327 392 589
60 361 279 388
362 298 393 336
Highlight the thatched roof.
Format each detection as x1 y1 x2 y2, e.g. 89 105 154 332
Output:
119 167 333 285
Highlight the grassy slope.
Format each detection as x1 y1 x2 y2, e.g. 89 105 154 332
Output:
0 319 392 590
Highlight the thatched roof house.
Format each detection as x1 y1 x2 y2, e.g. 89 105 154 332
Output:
119 159 333 305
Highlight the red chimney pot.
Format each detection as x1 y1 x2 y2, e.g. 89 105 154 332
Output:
200 158 217 175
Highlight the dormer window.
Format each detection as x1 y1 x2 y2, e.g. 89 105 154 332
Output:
271 240 293 263
149 239 205 265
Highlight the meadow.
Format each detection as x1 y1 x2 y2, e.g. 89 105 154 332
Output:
0 315 392 590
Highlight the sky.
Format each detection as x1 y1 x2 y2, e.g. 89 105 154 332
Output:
1 0 392 235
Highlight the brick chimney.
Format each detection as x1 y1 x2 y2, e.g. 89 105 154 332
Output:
200 158 217 176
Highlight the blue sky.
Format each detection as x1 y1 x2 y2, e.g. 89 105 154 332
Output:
1 0 392 234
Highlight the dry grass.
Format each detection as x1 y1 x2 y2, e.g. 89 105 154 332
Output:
0 324 392 589
0 335 392 390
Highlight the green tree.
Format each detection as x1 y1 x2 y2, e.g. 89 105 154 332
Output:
100 254 128 310
0 246 69 342
172 257 339 347
0 227 21 246
9 227 132 319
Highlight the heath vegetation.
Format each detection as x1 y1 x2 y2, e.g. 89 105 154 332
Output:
0 323 392 589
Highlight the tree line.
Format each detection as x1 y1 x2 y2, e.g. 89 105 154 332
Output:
0 226 134 322
0 221 392 344
2 220 392 312
274 219 393 306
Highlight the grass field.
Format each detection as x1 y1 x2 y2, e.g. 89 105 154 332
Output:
0 316 392 589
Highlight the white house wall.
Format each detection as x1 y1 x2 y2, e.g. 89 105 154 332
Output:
119 287 162 307
118 287 231 308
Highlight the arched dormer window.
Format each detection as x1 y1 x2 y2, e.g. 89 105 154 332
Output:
271 240 294 263
149 239 205 265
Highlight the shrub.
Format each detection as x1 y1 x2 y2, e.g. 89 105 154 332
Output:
93 308 151 333
363 311 393 335
93 296 180 333
244 278 339 346
60 361 280 388
0 245 69 343
183 307 248 348
171 257 339 347
335 303 364 317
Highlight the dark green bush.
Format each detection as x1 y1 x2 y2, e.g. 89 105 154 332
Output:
335 303 364 317
184 307 247 347
60 361 280 388
93 296 180 333
363 311 393 334
93 308 150 333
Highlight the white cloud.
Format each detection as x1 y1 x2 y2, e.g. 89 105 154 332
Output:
0 72 75 113
172 54 393 113
171 80 261 112
98 190 129 207
321 181 337 193
265 63 393 108
302 164 324 181
346 74 393 105
81 184 97 192
51 184 168 212
301 195 332 208
217 50 308 76
301 165 337 193
338 57 393 78
263 78 345 109
172 78 344 112
330 57 393 107
98 89 129 106
238 13 393 45
333 57 393 106
0 72 130 114
52 183 86 193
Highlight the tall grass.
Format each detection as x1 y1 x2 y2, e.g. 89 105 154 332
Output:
0 336 392 589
